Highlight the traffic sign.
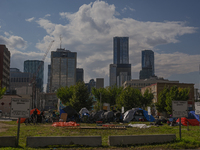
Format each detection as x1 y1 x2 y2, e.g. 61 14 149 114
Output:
10 98 30 118
172 101 188 118
195 102 200 115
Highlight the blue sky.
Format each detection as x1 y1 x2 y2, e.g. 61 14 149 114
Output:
0 0 200 90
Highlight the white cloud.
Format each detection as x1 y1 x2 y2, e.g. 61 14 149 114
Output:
0 34 27 50
35 0 198 85
44 14 51 18
25 17 35 22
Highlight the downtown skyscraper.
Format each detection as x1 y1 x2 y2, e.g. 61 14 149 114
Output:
139 50 155 79
50 48 77 92
110 37 131 87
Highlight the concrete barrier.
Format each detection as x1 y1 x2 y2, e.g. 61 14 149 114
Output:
0 136 17 147
109 134 176 146
26 136 102 148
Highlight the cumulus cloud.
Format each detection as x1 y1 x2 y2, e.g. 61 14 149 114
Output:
35 0 198 85
0 33 27 50
25 17 35 22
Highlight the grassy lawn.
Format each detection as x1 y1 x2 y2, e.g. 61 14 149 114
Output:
1 121 200 149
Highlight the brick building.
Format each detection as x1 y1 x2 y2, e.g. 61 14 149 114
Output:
0 45 10 89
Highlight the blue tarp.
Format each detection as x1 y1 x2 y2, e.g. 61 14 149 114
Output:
141 108 155 122
188 111 199 121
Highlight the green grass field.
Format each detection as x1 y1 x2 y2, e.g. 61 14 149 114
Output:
0 121 200 149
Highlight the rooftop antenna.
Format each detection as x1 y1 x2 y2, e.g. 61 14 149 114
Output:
60 35 62 49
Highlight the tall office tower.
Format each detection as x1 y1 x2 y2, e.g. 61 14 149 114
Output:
139 50 154 79
24 60 44 92
109 64 117 87
85 79 96 94
110 37 131 87
0 45 10 89
113 37 129 64
10 68 32 90
50 48 77 92
46 65 51 93
76 68 84 83
96 78 104 89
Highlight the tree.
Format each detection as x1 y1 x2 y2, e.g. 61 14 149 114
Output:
70 81 93 111
155 86 190 114
141 89 154 109
105 85 123 106
56 86 73 106
56 81 93 112
91 85 123 111
165 86 190 114
155 86 169 113
116 86 142 111
0 81 6 99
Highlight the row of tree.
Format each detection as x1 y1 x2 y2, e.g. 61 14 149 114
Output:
56 81 154 112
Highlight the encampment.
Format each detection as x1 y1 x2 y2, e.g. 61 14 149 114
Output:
123 108 155 123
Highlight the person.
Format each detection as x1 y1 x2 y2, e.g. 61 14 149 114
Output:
33 109 38 123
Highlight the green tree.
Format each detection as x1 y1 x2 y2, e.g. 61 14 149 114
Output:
56 86 73 106
0 81 6 99
91 85 123 111
141 89 154 109
155 86 169 113
56 81 93 111
165 86 190 114
70 81 93 111
91 87 108 110
105 85 123 106
155 86 190 114
116 86 142 111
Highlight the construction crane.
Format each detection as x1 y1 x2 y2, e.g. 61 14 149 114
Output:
30 40 54 108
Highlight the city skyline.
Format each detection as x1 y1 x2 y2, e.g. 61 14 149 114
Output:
0 0 200 90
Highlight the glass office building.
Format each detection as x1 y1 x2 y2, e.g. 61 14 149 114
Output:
46 65 51 93
76 68 84 83
110 37 131 87
140 50 154 79
113 37 129 64
24 60 44 92
50 49 77 92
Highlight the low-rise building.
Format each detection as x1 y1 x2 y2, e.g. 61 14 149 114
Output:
123 76 179 89
141 82 195 116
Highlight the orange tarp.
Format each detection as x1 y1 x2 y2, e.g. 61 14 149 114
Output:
17 108 41 123
176 117 199 126
52 121 80 127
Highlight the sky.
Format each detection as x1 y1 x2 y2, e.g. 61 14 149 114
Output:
0 0 200 91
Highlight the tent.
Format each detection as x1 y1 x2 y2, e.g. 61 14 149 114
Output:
188 111 199 121
123 108 155 123
176 117 199 126
79 107 89 115
123 110 135 123
61 106 78 118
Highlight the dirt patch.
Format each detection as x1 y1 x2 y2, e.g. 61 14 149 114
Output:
0 122 15 133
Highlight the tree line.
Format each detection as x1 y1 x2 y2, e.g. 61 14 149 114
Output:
56 81 191 115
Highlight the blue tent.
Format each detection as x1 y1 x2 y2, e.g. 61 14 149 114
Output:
188 111 199 121
140 108 155 122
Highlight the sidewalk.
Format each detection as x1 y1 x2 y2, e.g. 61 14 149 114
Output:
0 116 17 121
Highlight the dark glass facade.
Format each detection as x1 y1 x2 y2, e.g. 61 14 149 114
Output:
113 37 129 64
140 50 154 79
76 68 84 83
46 65 51 93
50 49 77 92
24 60 44 92
110 37 131 87
10 68 32 90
